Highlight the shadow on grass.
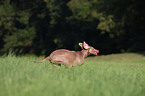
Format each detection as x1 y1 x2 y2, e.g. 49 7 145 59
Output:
136 52 145 56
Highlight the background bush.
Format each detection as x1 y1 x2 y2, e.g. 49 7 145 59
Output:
0 0 145 55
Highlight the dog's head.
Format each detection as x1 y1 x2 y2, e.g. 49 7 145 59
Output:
79 41 99 55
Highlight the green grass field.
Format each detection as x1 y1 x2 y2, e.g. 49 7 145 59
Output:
0 53 145 96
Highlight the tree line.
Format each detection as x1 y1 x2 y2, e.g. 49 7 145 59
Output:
0 0 145 55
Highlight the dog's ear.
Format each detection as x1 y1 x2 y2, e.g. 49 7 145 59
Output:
79 43 83 49
83 41 90 49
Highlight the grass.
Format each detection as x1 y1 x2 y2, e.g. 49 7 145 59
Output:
0 53 145 96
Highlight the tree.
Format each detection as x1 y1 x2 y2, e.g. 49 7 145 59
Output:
96 0 145 51
0 0 145 55
0 0 36 54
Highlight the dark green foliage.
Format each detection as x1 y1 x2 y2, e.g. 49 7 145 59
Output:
0 0 36 54
97 0 145 51
0 0 145 55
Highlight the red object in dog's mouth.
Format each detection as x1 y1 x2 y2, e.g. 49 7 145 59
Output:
93 52 98 55
96 50 99 53
93 50 99 55
93 51 99 55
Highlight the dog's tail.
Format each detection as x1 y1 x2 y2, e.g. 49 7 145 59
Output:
32 56 50 63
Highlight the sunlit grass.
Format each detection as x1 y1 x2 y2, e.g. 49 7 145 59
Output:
0 53 145 96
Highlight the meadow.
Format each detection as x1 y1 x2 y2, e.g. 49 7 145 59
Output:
0 53 145 96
